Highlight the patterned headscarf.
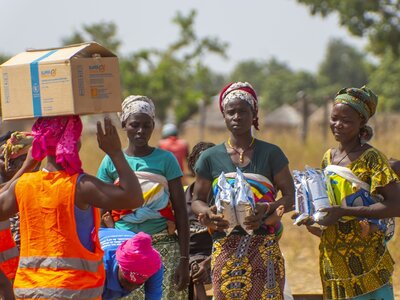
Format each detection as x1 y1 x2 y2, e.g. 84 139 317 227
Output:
334 86 378 143
31 116 83 175
119 95 156 124
219 82 259 130
334 86 378 121
1 132 33 170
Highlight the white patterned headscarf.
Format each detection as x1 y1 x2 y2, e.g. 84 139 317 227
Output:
219 81 259 130
119 95 156 124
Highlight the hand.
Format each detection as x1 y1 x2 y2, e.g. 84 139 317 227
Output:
191 260 210 284
174 258 190 291
243 202 269 230
96 117 122 157
263 204 285 226
317 206 344 226
207 205 229 231
101 211 115 228
291 211 315 226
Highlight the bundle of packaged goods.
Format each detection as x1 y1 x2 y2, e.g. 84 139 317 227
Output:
293 167 331 225
0 42 121 120
215 168 256 235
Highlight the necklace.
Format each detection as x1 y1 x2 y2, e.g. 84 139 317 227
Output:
227 137 255 163
333 143 363 166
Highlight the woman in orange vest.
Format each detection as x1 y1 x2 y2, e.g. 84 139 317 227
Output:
0 116 144 300
0 131 33 296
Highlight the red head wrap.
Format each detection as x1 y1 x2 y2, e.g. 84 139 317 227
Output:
219 82 259 130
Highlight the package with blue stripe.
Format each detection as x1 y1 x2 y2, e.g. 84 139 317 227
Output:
0 42 121 120
215 168 256 235
293 167 331 225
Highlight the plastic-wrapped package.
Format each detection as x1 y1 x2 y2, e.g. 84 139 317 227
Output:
215 172 237 235
293 167 331 224
234 168 256 235
214 169 256 235
305 168 330 222
293 170 312 225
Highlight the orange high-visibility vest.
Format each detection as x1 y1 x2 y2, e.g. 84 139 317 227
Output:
13 170 105 299
0 219 19 279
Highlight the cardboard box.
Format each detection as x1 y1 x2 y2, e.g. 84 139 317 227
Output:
0 42 122 120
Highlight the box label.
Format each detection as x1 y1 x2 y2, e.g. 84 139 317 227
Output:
29 50 58 117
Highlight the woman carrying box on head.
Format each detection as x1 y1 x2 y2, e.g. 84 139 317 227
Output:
0 116 144 299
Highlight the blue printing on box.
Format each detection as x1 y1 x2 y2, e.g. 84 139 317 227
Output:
29 50 58 117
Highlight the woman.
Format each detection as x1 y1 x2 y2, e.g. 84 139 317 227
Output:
97 95 190 299
0 116 144 299
192 82 294 300
308 86 400 299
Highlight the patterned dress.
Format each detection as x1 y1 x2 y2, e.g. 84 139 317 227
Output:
320 148 398 300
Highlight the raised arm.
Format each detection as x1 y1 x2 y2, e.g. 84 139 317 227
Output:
75 118 143 210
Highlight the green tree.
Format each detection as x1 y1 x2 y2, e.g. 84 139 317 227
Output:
121 10 227 124
0 54 10 65
297 0 400 56
62 21 121 53
229 58 317 109
317 38 370 94
369 51 400 111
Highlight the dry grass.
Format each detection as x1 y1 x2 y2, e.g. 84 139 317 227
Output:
79 120 400 296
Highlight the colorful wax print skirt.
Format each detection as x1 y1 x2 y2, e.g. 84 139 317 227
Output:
320 219 394 300
212 233 285 300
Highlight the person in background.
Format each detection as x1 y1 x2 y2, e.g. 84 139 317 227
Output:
99 227 163 300
185 142 215 300
303 86 400 300
0 116 144 299
159 123 189 173
97 96 190 300
0 131 33 293
192 82 295 300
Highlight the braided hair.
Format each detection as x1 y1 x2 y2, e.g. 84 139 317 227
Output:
187 142 215 176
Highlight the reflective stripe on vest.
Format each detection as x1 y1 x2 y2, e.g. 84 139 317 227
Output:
14 286 103 299
0 246 19 263
0 220 11 230
19 256 102 273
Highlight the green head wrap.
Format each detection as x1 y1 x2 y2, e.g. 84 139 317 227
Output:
334 86 378 121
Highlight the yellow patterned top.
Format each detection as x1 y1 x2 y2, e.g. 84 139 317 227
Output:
319 147 397 299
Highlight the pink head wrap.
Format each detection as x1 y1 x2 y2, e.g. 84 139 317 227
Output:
31 116 83 175
116 232 162 285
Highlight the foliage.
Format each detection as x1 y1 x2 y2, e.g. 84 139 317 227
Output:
369 51 400 111
0 54 10 65
121 10 227 124
62 12 227 125
62 21 121 53
229 58 317 110
296 0 400 57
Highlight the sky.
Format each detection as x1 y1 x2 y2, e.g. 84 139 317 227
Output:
1 0 367 74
